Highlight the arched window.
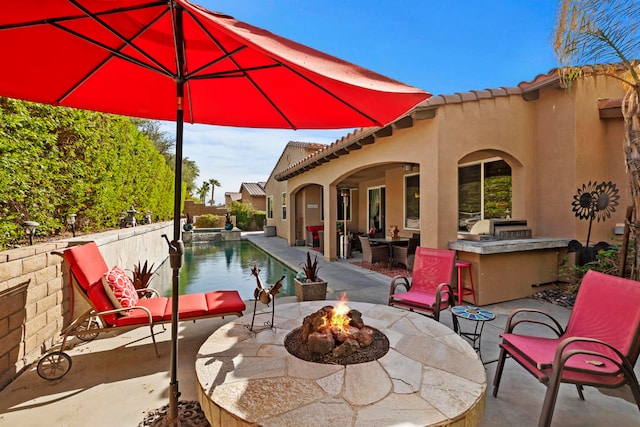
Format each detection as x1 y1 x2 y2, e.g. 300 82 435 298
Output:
458 158 512 231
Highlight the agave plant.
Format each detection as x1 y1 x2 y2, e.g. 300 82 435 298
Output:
300 252 320 282
132 260 156 292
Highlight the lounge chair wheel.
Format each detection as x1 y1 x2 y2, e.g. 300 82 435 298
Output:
37 351 72 380
76 317 101 341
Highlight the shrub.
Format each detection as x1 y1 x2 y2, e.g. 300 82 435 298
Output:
195 214 223 228
253 211 266 229
559 244 622 292
230 201 254 230
0 98 176 249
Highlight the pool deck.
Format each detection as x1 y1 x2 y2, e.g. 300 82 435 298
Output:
0 232 638 426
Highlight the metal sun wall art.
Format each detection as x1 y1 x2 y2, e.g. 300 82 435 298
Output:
569 181 620 264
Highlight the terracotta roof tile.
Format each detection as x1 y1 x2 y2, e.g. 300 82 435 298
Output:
274 64 626 182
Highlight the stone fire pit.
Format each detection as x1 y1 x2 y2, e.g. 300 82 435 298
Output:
196 301 486 426
285 302 389 364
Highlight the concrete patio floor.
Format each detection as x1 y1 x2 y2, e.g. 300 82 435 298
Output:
0 233 638 426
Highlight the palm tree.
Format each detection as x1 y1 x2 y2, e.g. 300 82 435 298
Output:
208 178 221 206
553 0 640 278
197 181 210 205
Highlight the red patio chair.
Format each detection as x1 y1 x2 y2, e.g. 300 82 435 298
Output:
492 270 640 427
36 242 246 380
388 247 456 322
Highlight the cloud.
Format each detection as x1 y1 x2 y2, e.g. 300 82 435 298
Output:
159 122 349 204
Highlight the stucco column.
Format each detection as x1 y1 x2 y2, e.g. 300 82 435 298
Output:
287 186 297 246
421 158 441 248
323 185 338 261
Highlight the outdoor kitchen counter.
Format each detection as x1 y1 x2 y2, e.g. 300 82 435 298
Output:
449 237 570 305
196 301 486 427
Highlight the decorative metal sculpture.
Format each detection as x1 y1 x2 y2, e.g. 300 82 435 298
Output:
248 265 284 331
569 181 619 264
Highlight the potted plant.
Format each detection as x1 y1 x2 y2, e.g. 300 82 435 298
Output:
294 252 327 301
131 260 156 298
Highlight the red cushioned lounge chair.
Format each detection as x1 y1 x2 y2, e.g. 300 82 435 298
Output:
492 270 640 427
36 242 246 380
388 247 456 322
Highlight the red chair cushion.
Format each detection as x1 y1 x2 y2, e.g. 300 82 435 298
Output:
86 283 118 325
164 293 208 320
206 290 246 315
502 334 621 375
65 242 109 290
114 297 169 326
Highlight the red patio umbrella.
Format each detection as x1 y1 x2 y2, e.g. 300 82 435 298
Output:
0 1 430 423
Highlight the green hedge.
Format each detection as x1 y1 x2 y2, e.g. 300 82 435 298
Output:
0 98 179 249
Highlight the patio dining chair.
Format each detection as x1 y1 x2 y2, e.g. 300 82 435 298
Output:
388 247 456 322
393 236 419 271
492 270 640 427
358 235 390 269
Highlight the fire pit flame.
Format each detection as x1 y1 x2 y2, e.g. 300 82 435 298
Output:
284 299 390 365
324 296 350 331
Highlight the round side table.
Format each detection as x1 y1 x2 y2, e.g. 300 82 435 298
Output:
451 305 495 363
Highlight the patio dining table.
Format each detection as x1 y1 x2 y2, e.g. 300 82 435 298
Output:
370 237 409 269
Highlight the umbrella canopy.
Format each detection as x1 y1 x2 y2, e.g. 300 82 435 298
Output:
0 1 430 424
0 0 429 129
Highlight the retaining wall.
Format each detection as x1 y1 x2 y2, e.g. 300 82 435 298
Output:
0 222 172 390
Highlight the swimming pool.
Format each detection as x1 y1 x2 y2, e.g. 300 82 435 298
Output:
156 240 298 301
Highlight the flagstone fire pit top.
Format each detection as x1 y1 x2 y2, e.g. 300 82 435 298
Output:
195 301 487 427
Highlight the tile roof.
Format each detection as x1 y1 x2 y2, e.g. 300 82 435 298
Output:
286 141 327 150
241 182 266 197
274 64 627 182
225 192 242 202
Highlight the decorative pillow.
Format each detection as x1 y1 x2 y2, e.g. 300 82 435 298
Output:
102 265 139 309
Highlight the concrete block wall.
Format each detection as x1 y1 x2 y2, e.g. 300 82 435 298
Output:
183 200 227 218
0 242 69 389
0 221 172 390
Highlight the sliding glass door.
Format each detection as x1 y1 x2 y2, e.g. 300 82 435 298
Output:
368 187 385 235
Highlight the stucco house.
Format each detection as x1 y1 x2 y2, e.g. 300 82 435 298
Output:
224 191 243 208
224 182 267 211
264 65 629 305
265 141 328 239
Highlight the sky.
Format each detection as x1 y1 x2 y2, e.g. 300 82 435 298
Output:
161 0 561 205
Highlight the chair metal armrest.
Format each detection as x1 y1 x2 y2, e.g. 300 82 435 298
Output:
97 305 154 324
555 336 632 371
504 308 565 337
435 282 455 307
390 275 410 295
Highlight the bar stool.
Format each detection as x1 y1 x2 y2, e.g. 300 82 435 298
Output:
455 260 477 305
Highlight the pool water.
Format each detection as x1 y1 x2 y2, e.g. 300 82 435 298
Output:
163 240 297 301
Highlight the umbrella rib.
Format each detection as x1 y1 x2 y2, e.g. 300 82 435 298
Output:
0 1 166 31
68 0 174 76
186 7 379 127
184 10 252 79
280 62 380 126
189 64 281 80
49 19 172 104
184 46 249 79
186 9 296 128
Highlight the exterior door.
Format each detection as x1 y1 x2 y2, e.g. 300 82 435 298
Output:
368 187 385 235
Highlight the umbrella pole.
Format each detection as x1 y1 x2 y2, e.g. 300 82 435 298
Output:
168 5 186 425
167 108 184 426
